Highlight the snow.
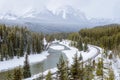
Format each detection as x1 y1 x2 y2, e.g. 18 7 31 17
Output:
24 67 58 80
22 40 103 80
111 57 120 80
52 39 60 43
23 40 120 80
0 51 49 72
59 40 100 64
0 39 104 80
43 37 47 46
63 45 97 64
103 58 120 80
50 45 64 50
91 49 120 80
24 40 102 80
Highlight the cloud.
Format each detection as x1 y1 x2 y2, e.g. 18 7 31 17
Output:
0 0 48 15
81 0 119 19
0 0 119 19
46 0 90 11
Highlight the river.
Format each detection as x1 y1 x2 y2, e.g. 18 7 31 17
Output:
0 42 69 80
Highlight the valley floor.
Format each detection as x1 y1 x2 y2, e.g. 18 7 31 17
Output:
25 40 102 80
2 40 120 80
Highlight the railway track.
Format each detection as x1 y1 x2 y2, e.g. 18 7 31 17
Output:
35 44 101 80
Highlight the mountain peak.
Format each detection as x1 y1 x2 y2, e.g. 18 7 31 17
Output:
0 12 17 20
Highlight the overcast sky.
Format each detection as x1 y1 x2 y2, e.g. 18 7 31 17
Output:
0 0 120 19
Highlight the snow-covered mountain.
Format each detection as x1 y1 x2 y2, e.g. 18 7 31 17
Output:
0 12 17 20
18 6 87 24
0 6 119 33
21 8 55 20
55 6 87 21
0 6 114 23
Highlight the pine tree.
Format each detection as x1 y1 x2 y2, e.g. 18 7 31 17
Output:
96 58 103 77
23 53 31 78
8 41 14 59
77 39 83 51
57 55 68 80
92 60 95 68
109 54 113 59
84 60 94 80
46 71 52 80
70 53 81 79
0 44 4 61
13 68 22 80
32 34 36 53
36 36 40 53
6 72 13 80
27 43 31 55
79 53 83 61
19 35 24 57
1 43 8 60
108 69 114 80
84 42 88 52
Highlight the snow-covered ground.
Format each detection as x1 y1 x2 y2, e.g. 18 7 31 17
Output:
60 40 100 64
63 46 98 64
0 51 49 72
112 60 119 80
91 49 120 80
25 67 58 80
110 57 120 80
24 40 120 80
1 38 120 80
24 40 102 80
50 45 64 50
0 39 104 80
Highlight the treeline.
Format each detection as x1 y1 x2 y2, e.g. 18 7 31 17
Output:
45 32 88 52
67 24 120 51
45 32 69 42
0 24 44 61
79 24 120 50
67 32 88 52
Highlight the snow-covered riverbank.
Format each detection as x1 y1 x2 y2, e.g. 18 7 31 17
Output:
63 46 98 64
0 40 103 80
0 51 49 72
25 67 58 80
59 40 101 64
25 40 102 80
